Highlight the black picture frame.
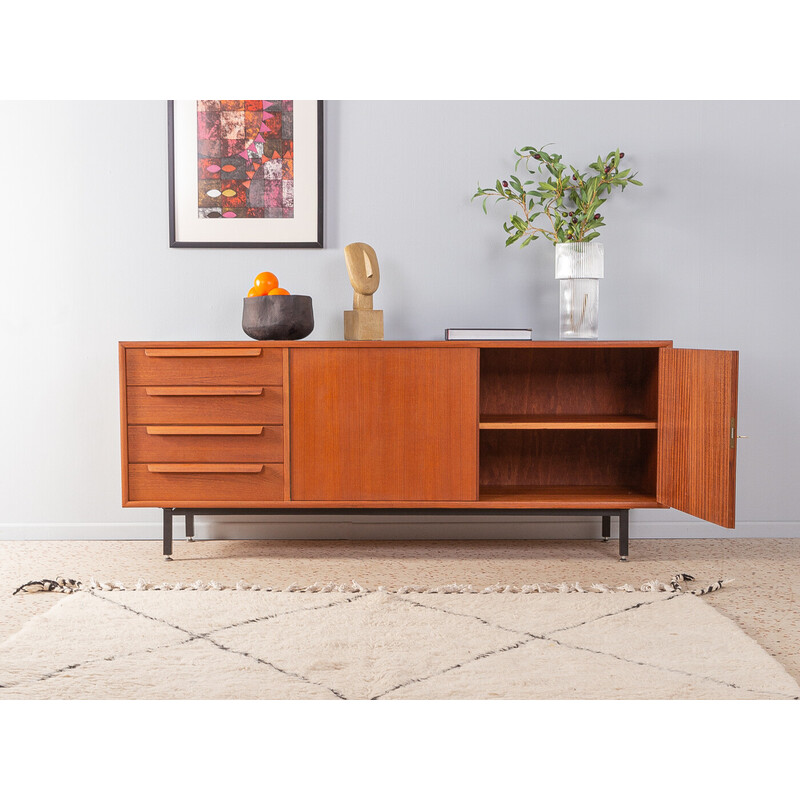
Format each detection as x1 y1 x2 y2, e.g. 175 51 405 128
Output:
168 100 323 248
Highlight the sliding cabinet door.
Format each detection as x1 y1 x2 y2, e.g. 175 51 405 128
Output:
290 347 478 502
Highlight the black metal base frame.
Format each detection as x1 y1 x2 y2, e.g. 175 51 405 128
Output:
161 508 630 562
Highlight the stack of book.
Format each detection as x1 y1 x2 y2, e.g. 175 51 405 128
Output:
444 328 532 341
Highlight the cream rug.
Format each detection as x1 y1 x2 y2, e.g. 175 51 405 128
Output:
2 589 798 700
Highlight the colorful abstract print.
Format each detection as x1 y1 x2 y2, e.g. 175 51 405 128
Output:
196 100 294 219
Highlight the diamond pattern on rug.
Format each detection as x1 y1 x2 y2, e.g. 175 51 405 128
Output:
388 636 778 700
552 593 798 697
0 592 187 687
0 637 336 700
209 592 526 700
398 592 664 638
2 590 798 700
114 590 357 637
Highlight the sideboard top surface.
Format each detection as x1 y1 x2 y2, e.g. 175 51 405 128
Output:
120 340 674 349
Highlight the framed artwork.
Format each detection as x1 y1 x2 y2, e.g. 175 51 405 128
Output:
168 100 323 248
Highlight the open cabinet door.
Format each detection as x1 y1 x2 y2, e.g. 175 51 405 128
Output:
657 348 739 527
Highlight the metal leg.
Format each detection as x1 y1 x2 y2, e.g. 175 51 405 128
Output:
163 508 173 561
619 509 629 561
601 515 611 542
185 513 195 542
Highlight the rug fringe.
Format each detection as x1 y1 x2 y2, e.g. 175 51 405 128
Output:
12 574 733 596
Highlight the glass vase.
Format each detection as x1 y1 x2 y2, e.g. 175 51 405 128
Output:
555 242 604 340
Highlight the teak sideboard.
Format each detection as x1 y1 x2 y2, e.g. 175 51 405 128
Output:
118 340 739 560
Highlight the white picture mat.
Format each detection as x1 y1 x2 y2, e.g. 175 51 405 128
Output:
172 100 320 244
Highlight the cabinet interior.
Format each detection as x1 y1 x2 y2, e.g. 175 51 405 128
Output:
478 347 660 504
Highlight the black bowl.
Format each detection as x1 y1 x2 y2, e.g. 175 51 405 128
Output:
242 295 314 340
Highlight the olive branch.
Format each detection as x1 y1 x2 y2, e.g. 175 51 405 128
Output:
473 144 643 247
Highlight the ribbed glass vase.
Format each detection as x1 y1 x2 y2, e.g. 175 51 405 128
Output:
555 242 604 339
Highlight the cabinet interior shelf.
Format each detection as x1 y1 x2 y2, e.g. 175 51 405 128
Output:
478 485 661 507
479 415 658 430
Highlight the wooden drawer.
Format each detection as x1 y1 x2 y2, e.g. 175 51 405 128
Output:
126 386 283 424
128 463 283 503
127 425 283 463
126 347 282 386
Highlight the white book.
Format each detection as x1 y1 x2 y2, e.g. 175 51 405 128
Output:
445 328 533 341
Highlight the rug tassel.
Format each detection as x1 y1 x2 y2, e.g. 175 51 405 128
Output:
11 574 735 596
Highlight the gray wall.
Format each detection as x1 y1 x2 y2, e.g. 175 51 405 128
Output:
2 100 798 540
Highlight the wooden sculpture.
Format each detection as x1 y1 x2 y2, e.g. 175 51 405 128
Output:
344 242 384 340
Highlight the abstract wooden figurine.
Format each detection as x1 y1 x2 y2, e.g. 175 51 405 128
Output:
344 242 384 341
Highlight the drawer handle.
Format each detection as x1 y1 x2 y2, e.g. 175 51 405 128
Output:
145 426 264 436
144 348 261 357
145 387 264 396
147 464 264 473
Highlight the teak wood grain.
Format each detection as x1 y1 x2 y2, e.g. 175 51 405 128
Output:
282 348 291 501
126 386 283 425
119 344 130 505
127 425 283 464
478 485 663 508
128 463 283 503
657 348 738 527
146 464 265 473
479 428 658 495
479 414 657 429
480 347 661 418
145 386 265 396
144 426 264 435
126 348 282 386
121 340 673 349
118 341 738 521
144 348 262 357
290 347 479 501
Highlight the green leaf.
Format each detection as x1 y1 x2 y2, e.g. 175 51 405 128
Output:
511 215 526 232
482 198 488 214
630 179 643 186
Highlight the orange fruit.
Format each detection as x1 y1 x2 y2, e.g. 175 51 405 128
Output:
268 287 290 295
246 286 261 297
253 271 279 293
